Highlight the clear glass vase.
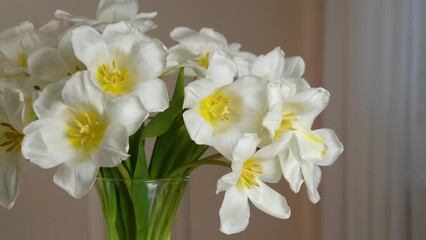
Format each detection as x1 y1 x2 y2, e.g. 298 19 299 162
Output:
95 177 189 240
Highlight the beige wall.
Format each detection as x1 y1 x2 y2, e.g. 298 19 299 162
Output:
0 0 324 239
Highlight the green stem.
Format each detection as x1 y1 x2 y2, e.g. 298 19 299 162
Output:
168 154 231 177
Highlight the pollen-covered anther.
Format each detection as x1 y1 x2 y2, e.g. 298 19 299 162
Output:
100 60 126 85
274 112 298 140
0 122 24 152
238 159 264 189
68 112 100 145
208 95 231 121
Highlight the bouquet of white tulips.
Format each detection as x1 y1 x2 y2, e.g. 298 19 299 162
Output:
0 0 343 238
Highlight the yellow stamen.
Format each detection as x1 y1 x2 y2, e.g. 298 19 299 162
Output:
274 112 298 140
96 59 133 96
68 112 105 150
199 91 232 126
0 122 24 153
238 159 264 189
198 52 210 69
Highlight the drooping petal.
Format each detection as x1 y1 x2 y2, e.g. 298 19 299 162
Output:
53 160 99 199
251 47 284 83
62 71 107 115
301 162 322 204
22 118 79 168
71 26 111 72
205 52 237 86
219 186 250 235
245 181 291 219
0 155 22 209
133 77 168 112
106 95 148 135
282 56 305 79
93 124 129 167
97 0 138 22
309 129 344 166
279 147 304 193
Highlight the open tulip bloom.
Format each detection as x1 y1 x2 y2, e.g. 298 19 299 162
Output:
0 0 343 236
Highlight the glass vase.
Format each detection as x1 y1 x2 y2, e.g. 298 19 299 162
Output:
95 177 189 240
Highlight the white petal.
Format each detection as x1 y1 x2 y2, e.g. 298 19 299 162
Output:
199 28 228 45
183 77 220 109
234 57 250 78
217 172 238 194
0 155 22 209
231 133 261 162
301 162 322 203
27 47 69 82
279 148 304 193
106 95 148 135
283 56 305 78
170 27 205 50
133 77 169 112
0 87 29 132
206 52 237 85
219 186 250 235
71 26 111 72
246 181 291 219
251 47 285 83
22 119 79 168
210 128 242 160
97 0 138 22
294 130 325 163
166 44 198 67
129 38 167 80
53 160 99 199
54 10 95 25
33 80 67 119
310 129 344 166
103 22 141 56
93 124 129 167
62 71 107 114
182 109 214 146
258 158 282 183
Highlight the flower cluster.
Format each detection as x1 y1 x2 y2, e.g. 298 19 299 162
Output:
0 0 343 235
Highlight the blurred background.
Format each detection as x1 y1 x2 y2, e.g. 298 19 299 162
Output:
0 0 424 239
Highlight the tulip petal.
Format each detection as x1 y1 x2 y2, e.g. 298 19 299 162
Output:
53 160 99 199
97 0 138 22
251 47 284 83
219 186 250 235
93 124 129 167
310 129 344 166
33 80 67 119
129 38 167 80
283 56 305 78
301 162 322 203
134 77 168 112
182 108 214 145
246 181 291 219
0 155 22 209
231 133 260 163
279 147 304 193
206 52 237 86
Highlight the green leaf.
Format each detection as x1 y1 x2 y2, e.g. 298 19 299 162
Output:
140 96 184 139
173 67 185 99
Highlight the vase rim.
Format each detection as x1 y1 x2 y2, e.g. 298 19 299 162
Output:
96 176 190 183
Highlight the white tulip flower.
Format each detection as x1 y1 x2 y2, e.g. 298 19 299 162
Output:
55 0 157 33
168 27 256 77
183 52 267 158
71 22 169 113
21 72 147 198
217 134 290 235
0 86 34 209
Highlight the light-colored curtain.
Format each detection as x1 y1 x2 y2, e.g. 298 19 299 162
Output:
321 0 426 239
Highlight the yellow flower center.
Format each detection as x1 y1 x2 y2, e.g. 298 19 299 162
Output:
274 112 298 140
67 112 106 152
199 90 232 126
17 53 27 68
0 122 24 153
96 60 133 96
198 52 210 69
238 159 264 189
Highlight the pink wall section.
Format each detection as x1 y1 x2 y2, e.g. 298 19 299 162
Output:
0 0 324 239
